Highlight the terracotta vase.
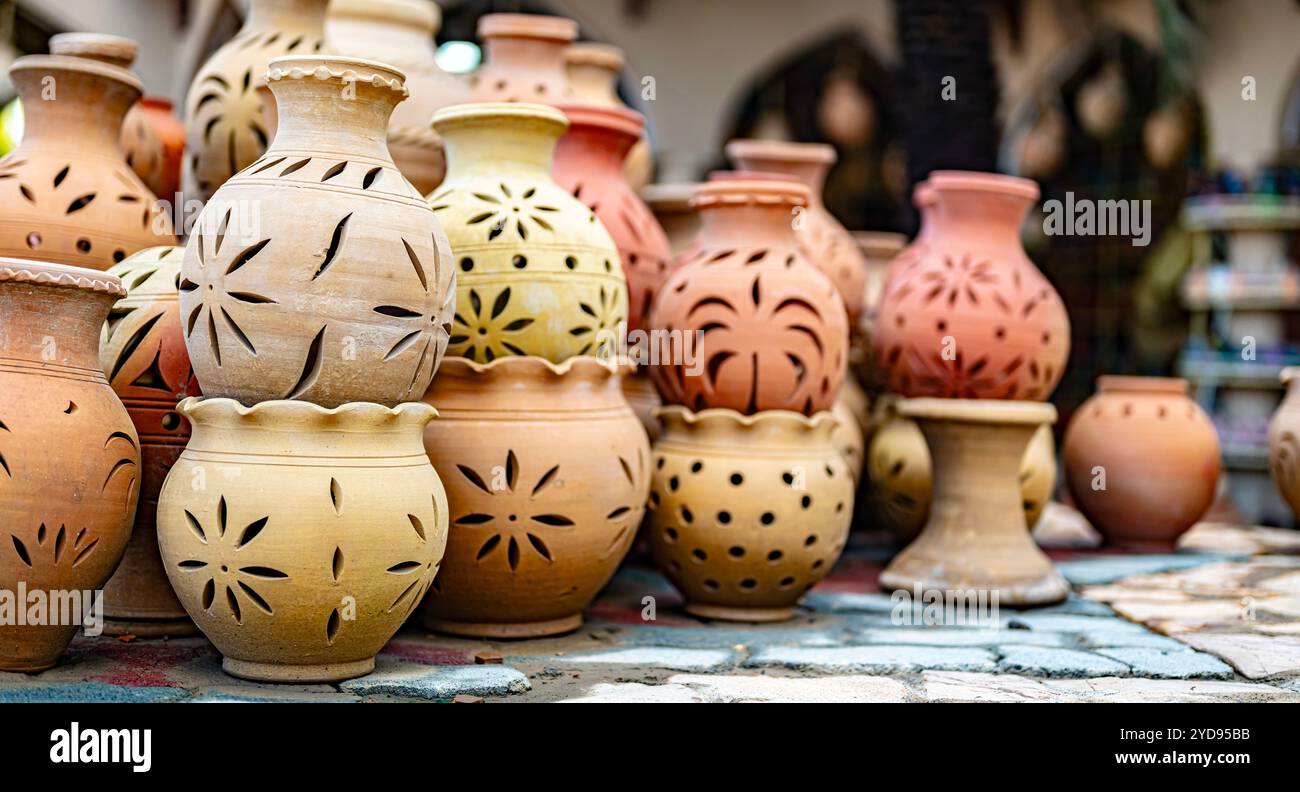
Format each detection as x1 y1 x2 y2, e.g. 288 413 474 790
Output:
642 182 701 256
420 357 650 638
874 171 1069 400
645 406 853 621
429 103 626 363
0 259 140 671
183 0 327 201
1063 376 1220 549
181 56 455 408
555 104 671 336
879 399 1067 606
157 397 447 682
649 174 849 415
880 180 935 301
726 140 867 323
99 246 200 636
325 0 467 195
467 13 576 103
1269 367 1300 519
564 43 654 190
0 54 175 270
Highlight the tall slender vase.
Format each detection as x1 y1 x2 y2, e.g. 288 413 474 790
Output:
467 13 576 103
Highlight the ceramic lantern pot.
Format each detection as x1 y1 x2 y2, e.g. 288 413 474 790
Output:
99 246 200 636
564 43 654 190
1270 367 1300 518
158 398 447 683
184 0 327 201
645 406 853 622
429 103 626 363
649 174 849 415
1063 376 1220 549
420 357 650 638
0 259 140 672
879 399 1067 606
181 56 455 408
467 13 576 103
0 54 175 269
325 0 467 195
726 140 867 323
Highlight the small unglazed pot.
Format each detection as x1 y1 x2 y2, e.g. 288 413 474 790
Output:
420 356 650 638
157 397 447 683
645 406 854 622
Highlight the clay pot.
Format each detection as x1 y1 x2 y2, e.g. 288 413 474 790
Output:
879 179 936 298
467 13 576 103
726 140 868 323
0 259 140 671
325 0 467 195
429 103 626 363
1063 376 1220 549
879 398 1067 606
564 43 654 190
649 174 849 415
850 231 906 390
554 104 672 334
645 406 853 622
623 367 663 442
420 357 650 638
0 54 175 270
874 171 1069 401
99 246 200 636
157 397 447 682
1269 367 1300 518
831 393 866 483
181 56 455 408
183 0 327 201
642 182 701 256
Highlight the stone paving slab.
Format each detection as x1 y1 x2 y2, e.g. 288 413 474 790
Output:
997 646 1131 676
922 671 1300 702
0 682 190 703
544 647 738 672
1093 647 1233 679
560 674 913 703
562 682 705 703
747 645 998 674
337 658 531 700
1056 554 1233 586
1177 633 1300 680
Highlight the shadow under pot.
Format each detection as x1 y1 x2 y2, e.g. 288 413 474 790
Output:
0 260 140 672
420 356 651 639
157 398 448 683
644 406 854 622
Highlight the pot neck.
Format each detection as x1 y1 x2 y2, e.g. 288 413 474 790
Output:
734 160 828 208
438 110 565 179
484 36 569 82
927 173 1037 242
264 59 405 160
0 282 117 372
568 63 619 105
556 122 637 174
245 0 328 31
697 203 799 248
11 59 139 153
327 13 436 57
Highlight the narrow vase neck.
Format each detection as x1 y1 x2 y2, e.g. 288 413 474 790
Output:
697 204 799 248
485 37 568 81
441 121 560 179
931 189 1032 243
558 125 635 174
267 75 401 161
14 67 136 153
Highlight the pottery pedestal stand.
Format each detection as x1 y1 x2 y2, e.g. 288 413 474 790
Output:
879 398 1067 606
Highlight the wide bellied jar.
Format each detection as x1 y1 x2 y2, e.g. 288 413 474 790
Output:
564 42 654 190
157 398 447 683
325 0 467 194
183 0 327 201
429 103 626 363
1063 376 1220 549
181 55 455 408
644 406 853 622
0 259 140 671
649 173 849 415
726 139 868 323
99 246 200 636
874 171 1069 400
466 13 576 103
420 357 650 638
1269 367 1300 519
0 54 175 269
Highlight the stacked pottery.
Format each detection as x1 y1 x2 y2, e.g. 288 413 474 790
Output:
874 171 1071 606
467 13 576 103
564 43 654 190
643 174 854 621
159 56 453 683
420 100 648 638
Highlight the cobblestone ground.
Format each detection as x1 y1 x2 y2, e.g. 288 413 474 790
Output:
4 519 1300 703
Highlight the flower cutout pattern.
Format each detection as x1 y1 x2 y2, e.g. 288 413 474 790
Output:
568 285 623 357
448 287 534 362
432 182 561 242
174 495 286 624
451 451 576 573
180 208 276 368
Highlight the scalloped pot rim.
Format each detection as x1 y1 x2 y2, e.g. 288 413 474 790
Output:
266 55 408 96
436 354 627 380
177 397 437 426
654 404 839 433
0 257 127 297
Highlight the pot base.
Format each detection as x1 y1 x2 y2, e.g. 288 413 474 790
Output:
684 603 797 623
103 617 199 639
426 613 583 640
0 658 59 674
222 656 376 684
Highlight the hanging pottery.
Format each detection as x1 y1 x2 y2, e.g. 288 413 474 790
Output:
564 43 654 190
1270 367 1300 519
1063 376 1220 549
420 357 650 638
325 0 468 194
0 259 139 672
645 406 853 622
183 0 326 201
726 139 868 323
181 56 455 408
649 173 849 415
874 171 1069 401
429 103 626 363
158 398 446 682
99 246 200 636
467 13 576 103
0 54 175 269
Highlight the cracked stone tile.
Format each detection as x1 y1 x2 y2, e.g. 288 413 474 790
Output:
545 647 737 672
337 657 530 699
1105 599 1251 633
746 645 997 673
923 671 1300 702
997 646 1130 676
665 673 913 702
1055 555 1224 587
1177 633 1300 680
561 682 704 703
1000 613 1151 635
1076 631 1189 651
1093 647 1233 679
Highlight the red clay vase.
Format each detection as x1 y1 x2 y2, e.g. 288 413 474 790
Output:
873 171 1069 400
467 13 576 103
123 98 185 207
649 173 849 415
880 179 935 298
1063 376 1221 549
